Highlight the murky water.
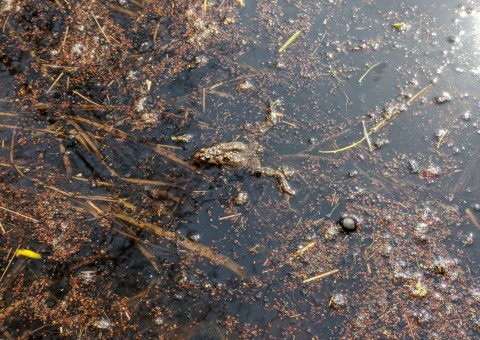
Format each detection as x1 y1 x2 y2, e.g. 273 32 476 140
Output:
1 0 479 338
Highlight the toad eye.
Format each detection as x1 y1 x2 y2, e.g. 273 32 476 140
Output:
223 156 230 162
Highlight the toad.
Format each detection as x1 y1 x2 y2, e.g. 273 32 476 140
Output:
193 141 295 196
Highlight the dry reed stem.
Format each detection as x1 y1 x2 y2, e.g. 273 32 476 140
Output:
91 11 111 44
72 90 103 107
0 206 39 223
302 269 339 284
0 245 20 285
45 72 64 94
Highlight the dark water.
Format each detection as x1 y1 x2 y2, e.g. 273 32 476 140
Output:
0 0 479 338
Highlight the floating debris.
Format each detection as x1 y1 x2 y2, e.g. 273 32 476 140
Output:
419 167 440 180
171 134 193 143
94 317 112 330
348 170 358 178
236 79 255 92
463 233 474 246
430 257 456 275
448 35 460 44
329 293 348 309
435 92 452 104
373 138 389 149
414 309 432 325
461 111 471 121
413 223 429 242
408 159 420 174
435 129 447 139
233 191 249 205
324 224 339 240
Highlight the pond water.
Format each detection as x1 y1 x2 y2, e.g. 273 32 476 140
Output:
0 0 479 338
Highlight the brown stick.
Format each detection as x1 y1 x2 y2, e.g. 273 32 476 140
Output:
115 213 248 278
466 208 480 229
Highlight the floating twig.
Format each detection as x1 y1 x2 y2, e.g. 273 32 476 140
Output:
311 30 327 55
108 4 137 18
302 269 339 284
289 241 316 260
358 61 386 83
70 121 118 177
362 120 373 152
218 213 241 221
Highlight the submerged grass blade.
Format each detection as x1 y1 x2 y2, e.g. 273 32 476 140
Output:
279 30 302 53
358 61 386 83
319 83 433 154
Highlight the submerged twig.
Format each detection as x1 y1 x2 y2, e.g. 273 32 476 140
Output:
466 208 480 229
115 213 248 278
153 144 199 173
